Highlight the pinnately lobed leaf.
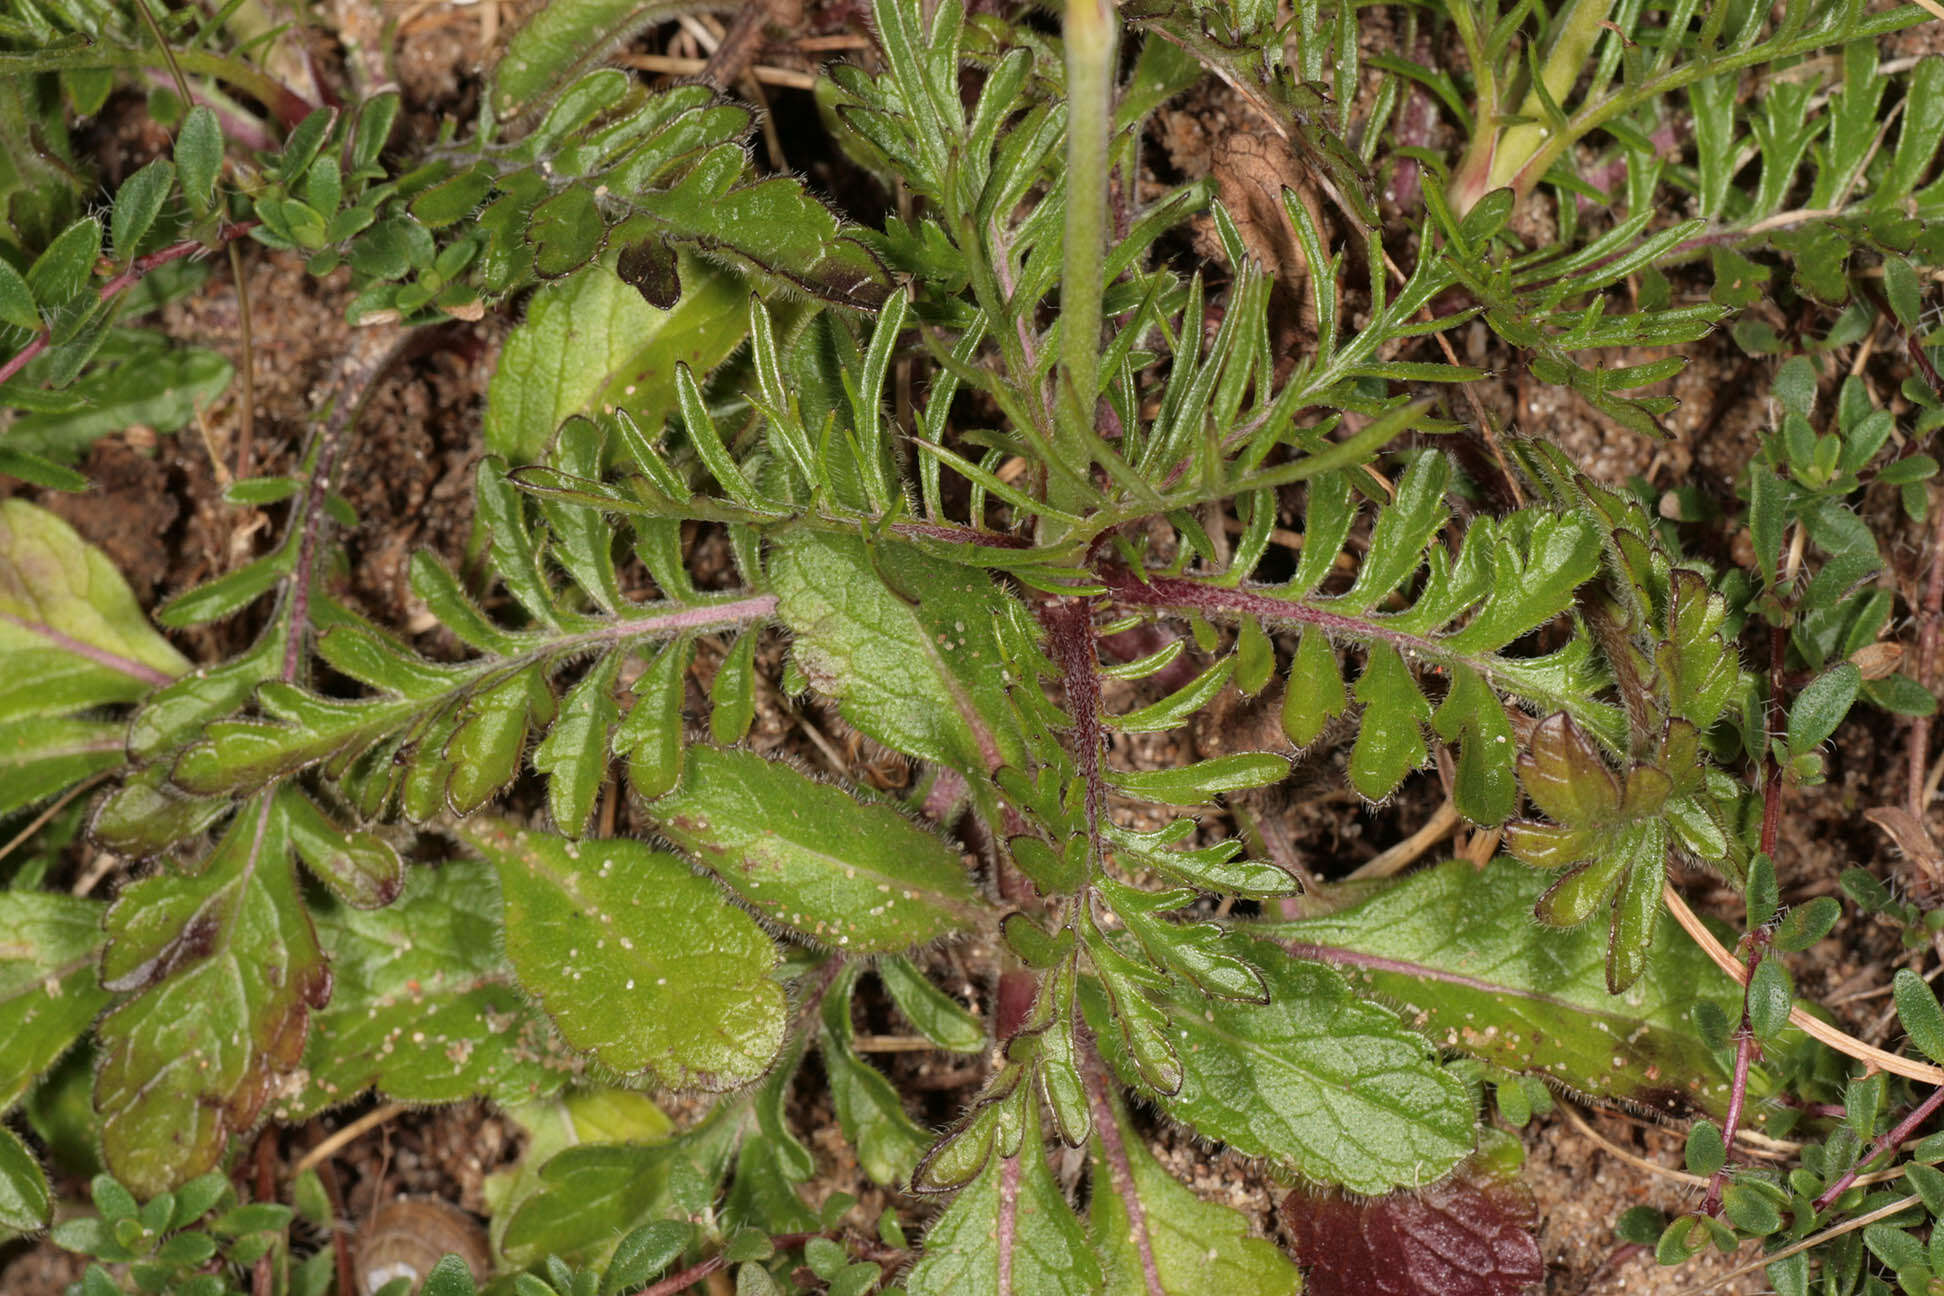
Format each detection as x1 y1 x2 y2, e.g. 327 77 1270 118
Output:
645 746 985 951
94 790 330 1196
1085 937 1475 1195
463 819 786 1089
904 1103 1103 1296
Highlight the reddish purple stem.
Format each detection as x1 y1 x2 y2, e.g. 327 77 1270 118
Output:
0 223 259 387
1814 1082 1944 1212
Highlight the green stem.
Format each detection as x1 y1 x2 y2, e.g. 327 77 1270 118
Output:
0 46 311 127
1516 4 1927 199
1055 0 1117 519
1452 0 1614 212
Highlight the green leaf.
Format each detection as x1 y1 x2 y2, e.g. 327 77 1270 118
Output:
772 532 1024 776
614 637 689 800
110 159 174 261
904 1104 1102 1296
0 892 110 1112
1895 968 1944 1065
0 1125 50 1240
1272 858 1749 1121
154 550 288 629
527 186 607 278
532 653 620 835
1787 662 1860 756
878 955 985 1053
821 965 931 1186
175 108 223 216
0 715 126 816
494 0 695 116
0 447 87 493
646 746 984 950
1086 938 1473 1194
1281 628 1345 746
0 257 38 332
446 666 555 814
1747 956 1792 1042
26 218 101 308
709 630 756 744
463 819 786 1088
7 343 233 464
603 1221 691 1294
1348 644 1432 800
1090 1094 1299 1296
1772 896 1840 952
1104 753 1290 803
277 859 579 1122
501 1107 740 1266
0 499 190 696
483 260 747 463
1774 356 1818 419
95 790 329 1195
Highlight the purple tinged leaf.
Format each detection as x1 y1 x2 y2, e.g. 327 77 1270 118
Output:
905 1103 1102 1296
1534 860 1613 928
1282 1139 1542 1296
912 1067 1028 1194
1497 821 1587 870
284 792 403 909
0 500 189 697
1090 1096 1299 1296
95 790 331 1195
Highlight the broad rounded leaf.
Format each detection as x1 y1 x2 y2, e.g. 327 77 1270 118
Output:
464 820 785 1088
1282 1139 1541 1296
1086 938 1474 1195
276 859 584 1121
483 260 746 463
0 500 189 700
1276 858 1748 1120
772 532 1024 777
